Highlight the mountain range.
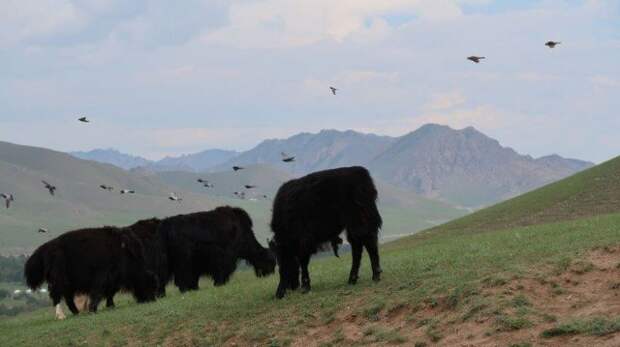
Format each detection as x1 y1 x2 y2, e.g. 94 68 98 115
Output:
71 148 238 172
74 124 592 208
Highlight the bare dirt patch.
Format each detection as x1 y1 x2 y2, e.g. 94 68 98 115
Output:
281 246 620 347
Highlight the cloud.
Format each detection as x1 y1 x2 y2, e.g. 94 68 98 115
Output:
590 75 620 88
202 0 489 48
425 91 467 110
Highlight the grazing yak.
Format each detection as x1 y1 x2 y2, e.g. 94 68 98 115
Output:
270 166 383 298
159 206 276 292
24 227 158 319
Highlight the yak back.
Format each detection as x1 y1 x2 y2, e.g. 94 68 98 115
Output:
271 166 382 246
34 227 146 293
159 206 252 250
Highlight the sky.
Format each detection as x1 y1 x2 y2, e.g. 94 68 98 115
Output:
0 0 618 162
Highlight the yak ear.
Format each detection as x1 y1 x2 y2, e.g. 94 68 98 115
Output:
121 233 143 259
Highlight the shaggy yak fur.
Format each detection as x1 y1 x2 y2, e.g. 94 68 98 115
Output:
159 206 276 292
270 166 383 298
24 226 158 318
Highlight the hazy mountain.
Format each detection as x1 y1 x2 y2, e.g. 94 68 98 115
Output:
368 124 593 207
71 148 152 170
215 129 394 173
153 149 238 172
71 148 238 172
69 125 593 209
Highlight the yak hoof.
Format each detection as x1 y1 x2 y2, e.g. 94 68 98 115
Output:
301 285 311 294
348 277 358 285
275 285 286 299
372 274 381 282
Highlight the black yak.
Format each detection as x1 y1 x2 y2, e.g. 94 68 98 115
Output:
270 166 383 299
24 226 158 319
159 206 276 292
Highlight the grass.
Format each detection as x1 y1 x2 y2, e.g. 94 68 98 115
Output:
0 211 619 346
542 316 620 338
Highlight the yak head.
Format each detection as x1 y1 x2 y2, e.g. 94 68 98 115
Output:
232 208 276 278
120 233 158 303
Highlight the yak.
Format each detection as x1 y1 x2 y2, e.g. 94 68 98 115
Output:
270 166 383 299
24 226 158 319
159 206 276 292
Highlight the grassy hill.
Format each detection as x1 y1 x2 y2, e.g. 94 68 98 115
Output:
0 141 221 254
1 156 618 346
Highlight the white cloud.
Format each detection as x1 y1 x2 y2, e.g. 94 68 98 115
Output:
425 91 466 110
202 0 487 48
591 75 620 88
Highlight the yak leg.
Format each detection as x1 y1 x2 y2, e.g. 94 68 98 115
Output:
55 304 66 320
106 296 115 308
64 292 80 315
275 254 298 299
50 290 66 320
348 240 363 285
73 294 89 312
300 253 312 293
174 262 198 292
88 292 103 313
364 234 382 282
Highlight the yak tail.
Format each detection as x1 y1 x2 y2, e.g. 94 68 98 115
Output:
24 244 48 290
354 169 383 231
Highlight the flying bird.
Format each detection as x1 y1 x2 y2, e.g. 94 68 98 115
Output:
244 185 256 189
545 41 561 49
1 193 14 208
233 166 244 172
329 87 337 95
38 228 48 233
168 193 182 202
99 184 114 191
467 56 485 63
42 181 56 196
197 178 207 183
281 152 295 163
78 117 90 123
120 189 135 194
203 183 214 188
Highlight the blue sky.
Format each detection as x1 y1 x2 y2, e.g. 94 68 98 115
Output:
0 0 618 162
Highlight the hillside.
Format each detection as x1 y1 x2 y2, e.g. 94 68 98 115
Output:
428 155 620 235
0 142 219 254
0 153 618 346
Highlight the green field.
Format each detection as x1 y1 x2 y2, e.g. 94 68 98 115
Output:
0 157 618 346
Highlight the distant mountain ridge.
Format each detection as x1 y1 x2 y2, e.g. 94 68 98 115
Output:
71 124 593 208
71 148 238 172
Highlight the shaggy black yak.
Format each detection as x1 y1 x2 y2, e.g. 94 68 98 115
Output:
159 206 276 292
270 166 383 298
24 227 158 319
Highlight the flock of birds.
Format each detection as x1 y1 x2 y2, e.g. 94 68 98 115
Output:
1 40 563 232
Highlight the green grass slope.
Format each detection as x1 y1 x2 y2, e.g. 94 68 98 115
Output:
0 156 619 346
429 155 620 235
